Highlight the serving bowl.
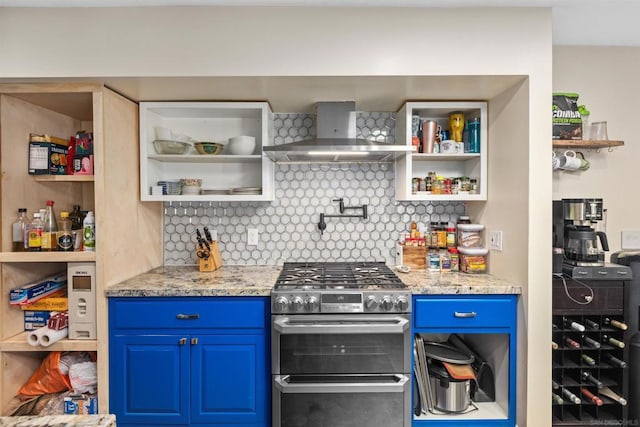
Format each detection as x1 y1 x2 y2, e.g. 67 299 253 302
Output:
194 142 224 155
153 139 191 155
228 135 256 155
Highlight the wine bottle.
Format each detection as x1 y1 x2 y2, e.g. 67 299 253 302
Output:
564 317 585 332
561 387 581 404
581 354 596 366
552 341 559 350
552 393 564 405
599 386 627 406
583 336 601 349
565 337 580 349
604 317 628 331
580 387 603 406
584 319 599 330
603 334 625 349
582 371 603 389
603 353 627 368
552 380 561 390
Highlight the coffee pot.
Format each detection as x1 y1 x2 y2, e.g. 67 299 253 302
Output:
564 225 609 266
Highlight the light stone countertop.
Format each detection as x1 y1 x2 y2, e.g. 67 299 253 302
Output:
106 265 521 297
0 415 115 427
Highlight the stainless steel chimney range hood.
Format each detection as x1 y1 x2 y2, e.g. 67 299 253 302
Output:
263 101 415 163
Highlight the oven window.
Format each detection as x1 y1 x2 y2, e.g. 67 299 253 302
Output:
279 333 405 374
280 392 404 427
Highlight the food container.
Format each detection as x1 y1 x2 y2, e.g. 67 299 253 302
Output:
153 139 191 155
457 224 484 248
458 247 488 274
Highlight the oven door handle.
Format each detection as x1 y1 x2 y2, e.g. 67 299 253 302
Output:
274 374 409 393
273 316 410 334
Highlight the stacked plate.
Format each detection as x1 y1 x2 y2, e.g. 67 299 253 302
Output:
229 187 262 195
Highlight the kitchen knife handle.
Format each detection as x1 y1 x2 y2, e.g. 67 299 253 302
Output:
176 313 200 320
454 311 477 318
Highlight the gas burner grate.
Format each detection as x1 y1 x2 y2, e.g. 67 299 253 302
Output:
275 262 405 290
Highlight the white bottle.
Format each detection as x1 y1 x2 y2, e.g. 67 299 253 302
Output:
83 211 96 252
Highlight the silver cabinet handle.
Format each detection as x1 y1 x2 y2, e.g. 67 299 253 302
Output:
454 311 477 318
179 338 187 345
191 337 198 345
577 271 588 275
617 271 629 275
176 313 200 320
274 374 409 394
597 271 608 275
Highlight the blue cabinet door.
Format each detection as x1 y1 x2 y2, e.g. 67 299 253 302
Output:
110 334 190 425
191 334 267 425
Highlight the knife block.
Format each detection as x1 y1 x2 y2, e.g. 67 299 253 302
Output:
197 241 223 272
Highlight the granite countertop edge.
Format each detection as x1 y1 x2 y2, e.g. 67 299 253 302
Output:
106 265 522 297
0 415 115 427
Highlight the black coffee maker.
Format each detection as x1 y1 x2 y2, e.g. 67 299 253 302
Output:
553 198 609 267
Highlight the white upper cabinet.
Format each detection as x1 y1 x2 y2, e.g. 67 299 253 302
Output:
395 101 488 202
140 101 274 201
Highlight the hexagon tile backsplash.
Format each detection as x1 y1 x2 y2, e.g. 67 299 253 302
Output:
164 112 466 266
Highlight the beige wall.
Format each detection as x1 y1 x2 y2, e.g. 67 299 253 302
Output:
0 7 553 424
553 46 640 257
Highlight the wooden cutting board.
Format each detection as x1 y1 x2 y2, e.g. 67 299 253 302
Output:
442 362 476 380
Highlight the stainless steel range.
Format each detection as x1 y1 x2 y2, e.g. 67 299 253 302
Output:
271 262 411 427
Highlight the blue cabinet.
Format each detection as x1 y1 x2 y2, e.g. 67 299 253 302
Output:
412 295 517 427
109 297 270 427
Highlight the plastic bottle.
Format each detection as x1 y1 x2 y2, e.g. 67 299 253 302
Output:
12 208 28 252
57 211 74 252
27 212 43 251
83 211 96 252
41 200 58 251
467 118 480 153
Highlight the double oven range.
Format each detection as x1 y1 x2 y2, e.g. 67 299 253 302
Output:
271 262 412 427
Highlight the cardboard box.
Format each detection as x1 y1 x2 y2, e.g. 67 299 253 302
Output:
73 131 93 175
28 134 70 175
23 310 52 331
64 394 98 414
10 274 67 305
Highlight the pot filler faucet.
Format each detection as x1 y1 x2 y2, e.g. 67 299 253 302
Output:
318 198 367 235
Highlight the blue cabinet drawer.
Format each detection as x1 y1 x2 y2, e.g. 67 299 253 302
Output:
110 297 267 330
414 296 515 329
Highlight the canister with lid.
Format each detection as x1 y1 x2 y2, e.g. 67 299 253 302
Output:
457 223 484 248
458 247 488 274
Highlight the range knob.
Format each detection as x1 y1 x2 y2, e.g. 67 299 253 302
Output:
381 296 394 311
306 296 319 312
274 296 290 313
365 295 379 311
395 296 409 312
292 296 305 312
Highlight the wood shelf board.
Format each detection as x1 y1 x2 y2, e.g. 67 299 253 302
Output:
32 175 94 182
553 140 624 149
0 251 96 263
0 332 97 352
148 154 263 163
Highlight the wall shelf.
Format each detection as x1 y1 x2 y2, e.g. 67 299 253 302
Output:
0 251 96 263
0 332 97 352
553 140 624 149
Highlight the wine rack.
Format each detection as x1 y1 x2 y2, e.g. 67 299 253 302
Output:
552 278 630 426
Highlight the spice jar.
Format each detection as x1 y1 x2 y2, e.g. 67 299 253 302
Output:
448 248 460 272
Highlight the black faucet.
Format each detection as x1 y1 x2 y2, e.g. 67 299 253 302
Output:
318 198 368 235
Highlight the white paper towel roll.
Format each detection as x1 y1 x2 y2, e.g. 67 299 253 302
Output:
27 326 49 346
40 327 68 347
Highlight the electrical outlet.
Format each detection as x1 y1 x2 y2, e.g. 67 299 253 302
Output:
622 230 640 250
247 228 259 246
489 230 503 251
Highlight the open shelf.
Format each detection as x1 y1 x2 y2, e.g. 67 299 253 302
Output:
553 140 624 149
148 154 262 163
415 402 508 421
412 153 481 161
0 251 96 263
0 331 97 352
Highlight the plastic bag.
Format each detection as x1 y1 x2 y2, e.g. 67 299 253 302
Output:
69 361 97 394
18 352 72 396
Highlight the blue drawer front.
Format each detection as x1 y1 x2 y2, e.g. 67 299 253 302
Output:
414 296 515 329
111 297 267 330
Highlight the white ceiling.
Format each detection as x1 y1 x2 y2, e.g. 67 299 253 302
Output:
0 0 638 46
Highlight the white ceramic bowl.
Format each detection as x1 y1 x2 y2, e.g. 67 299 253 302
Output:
228 136 256 155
